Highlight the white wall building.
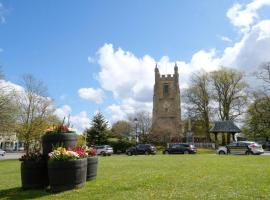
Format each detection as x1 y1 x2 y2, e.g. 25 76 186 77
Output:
0 132 24 151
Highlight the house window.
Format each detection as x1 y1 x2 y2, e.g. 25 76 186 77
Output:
163 84 169 96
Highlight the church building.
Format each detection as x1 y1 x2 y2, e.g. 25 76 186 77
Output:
152 64 182 142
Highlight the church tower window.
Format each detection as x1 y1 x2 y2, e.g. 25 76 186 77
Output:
163 83 169 97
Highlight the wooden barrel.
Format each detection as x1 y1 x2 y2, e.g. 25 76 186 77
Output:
21 159 49 189
86 157 98 181
42 132 77 156
48 158 87 192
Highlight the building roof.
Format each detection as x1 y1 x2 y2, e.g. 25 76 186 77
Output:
209 121 241 133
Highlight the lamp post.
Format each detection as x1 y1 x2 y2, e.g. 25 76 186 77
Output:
134 118 138 144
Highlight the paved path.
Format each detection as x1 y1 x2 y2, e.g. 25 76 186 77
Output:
0 152 24 160
0 152 269 161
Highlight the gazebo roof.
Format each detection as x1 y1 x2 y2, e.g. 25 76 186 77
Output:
209 120 241 133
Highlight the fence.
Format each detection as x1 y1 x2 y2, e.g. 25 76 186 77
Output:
192 143 215 148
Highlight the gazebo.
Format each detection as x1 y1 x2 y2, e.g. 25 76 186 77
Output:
209 120 241 147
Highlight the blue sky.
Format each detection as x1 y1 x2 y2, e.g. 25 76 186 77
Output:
1 0 270 132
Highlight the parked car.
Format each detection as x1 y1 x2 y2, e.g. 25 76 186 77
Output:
94 145 113 156
126 144 156 156
0 149 6 156
163 143 197 154
217 141 264 155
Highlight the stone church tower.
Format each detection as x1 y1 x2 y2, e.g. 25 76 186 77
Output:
152 63 182 142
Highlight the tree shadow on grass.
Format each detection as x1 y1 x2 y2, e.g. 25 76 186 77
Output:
0 187 51 200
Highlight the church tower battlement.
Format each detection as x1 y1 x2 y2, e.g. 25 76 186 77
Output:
152 63 182 142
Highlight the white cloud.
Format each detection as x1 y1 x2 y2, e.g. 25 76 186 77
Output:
221 20 270 71
78 87 105 104
90 1 270 122
69 111 91 133
54 105 91 133
0 79 24 94
227 0 270 32
218 35 232 43
95 43 221 122
54 105 72 120
0 3 7 24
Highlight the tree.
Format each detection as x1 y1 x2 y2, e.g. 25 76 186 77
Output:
255 62 270 92
0 71 18 132
128 111 152 135
210 67 249 144
244 62 270 142
86 112 109 146
244 96 270 141
16 74 56 154
183 71 211 140
111 120 132 138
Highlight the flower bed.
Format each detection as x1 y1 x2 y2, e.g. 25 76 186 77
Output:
47 147 87 192
19 118 98 192
42 122 77 156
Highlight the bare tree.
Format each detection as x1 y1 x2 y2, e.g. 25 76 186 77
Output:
183 70 211 140
255 62 270 91
16 74 57 154
128 111 152 135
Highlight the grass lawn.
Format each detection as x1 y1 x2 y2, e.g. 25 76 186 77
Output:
0 154 270 200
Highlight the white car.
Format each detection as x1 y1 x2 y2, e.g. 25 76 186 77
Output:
0 149 6 156
94 145 113 156
217 141 264 155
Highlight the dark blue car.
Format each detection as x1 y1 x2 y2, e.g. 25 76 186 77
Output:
163 143 197 154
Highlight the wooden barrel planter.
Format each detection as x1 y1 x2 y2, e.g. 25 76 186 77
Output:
42 132 77 156
86 157 98 181
48 158 87 192
21 159 49 189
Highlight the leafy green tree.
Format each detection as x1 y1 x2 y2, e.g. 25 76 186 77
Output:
16 74 57 154
86 112 109 145
111 120 132 138
210 67 249 144
0 69 18 132
243 96 270 141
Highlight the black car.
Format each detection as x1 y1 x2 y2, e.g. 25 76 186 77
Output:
126 144 156 156
163 143 197 154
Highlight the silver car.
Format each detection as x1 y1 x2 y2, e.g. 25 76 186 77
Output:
217 141 264 155
0 149 6 156
94 145 113 156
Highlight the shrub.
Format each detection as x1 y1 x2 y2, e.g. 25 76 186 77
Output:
108 139 135 153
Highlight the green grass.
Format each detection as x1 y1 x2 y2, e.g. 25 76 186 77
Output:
0 155 270 200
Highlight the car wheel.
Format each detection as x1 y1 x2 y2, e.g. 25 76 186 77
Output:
145 151 149 155
101 152 106 156
184 150 189 154
218 151 226 155
127 151 132 156
164 151 169 155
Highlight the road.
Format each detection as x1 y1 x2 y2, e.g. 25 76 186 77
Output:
0 152 25 160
